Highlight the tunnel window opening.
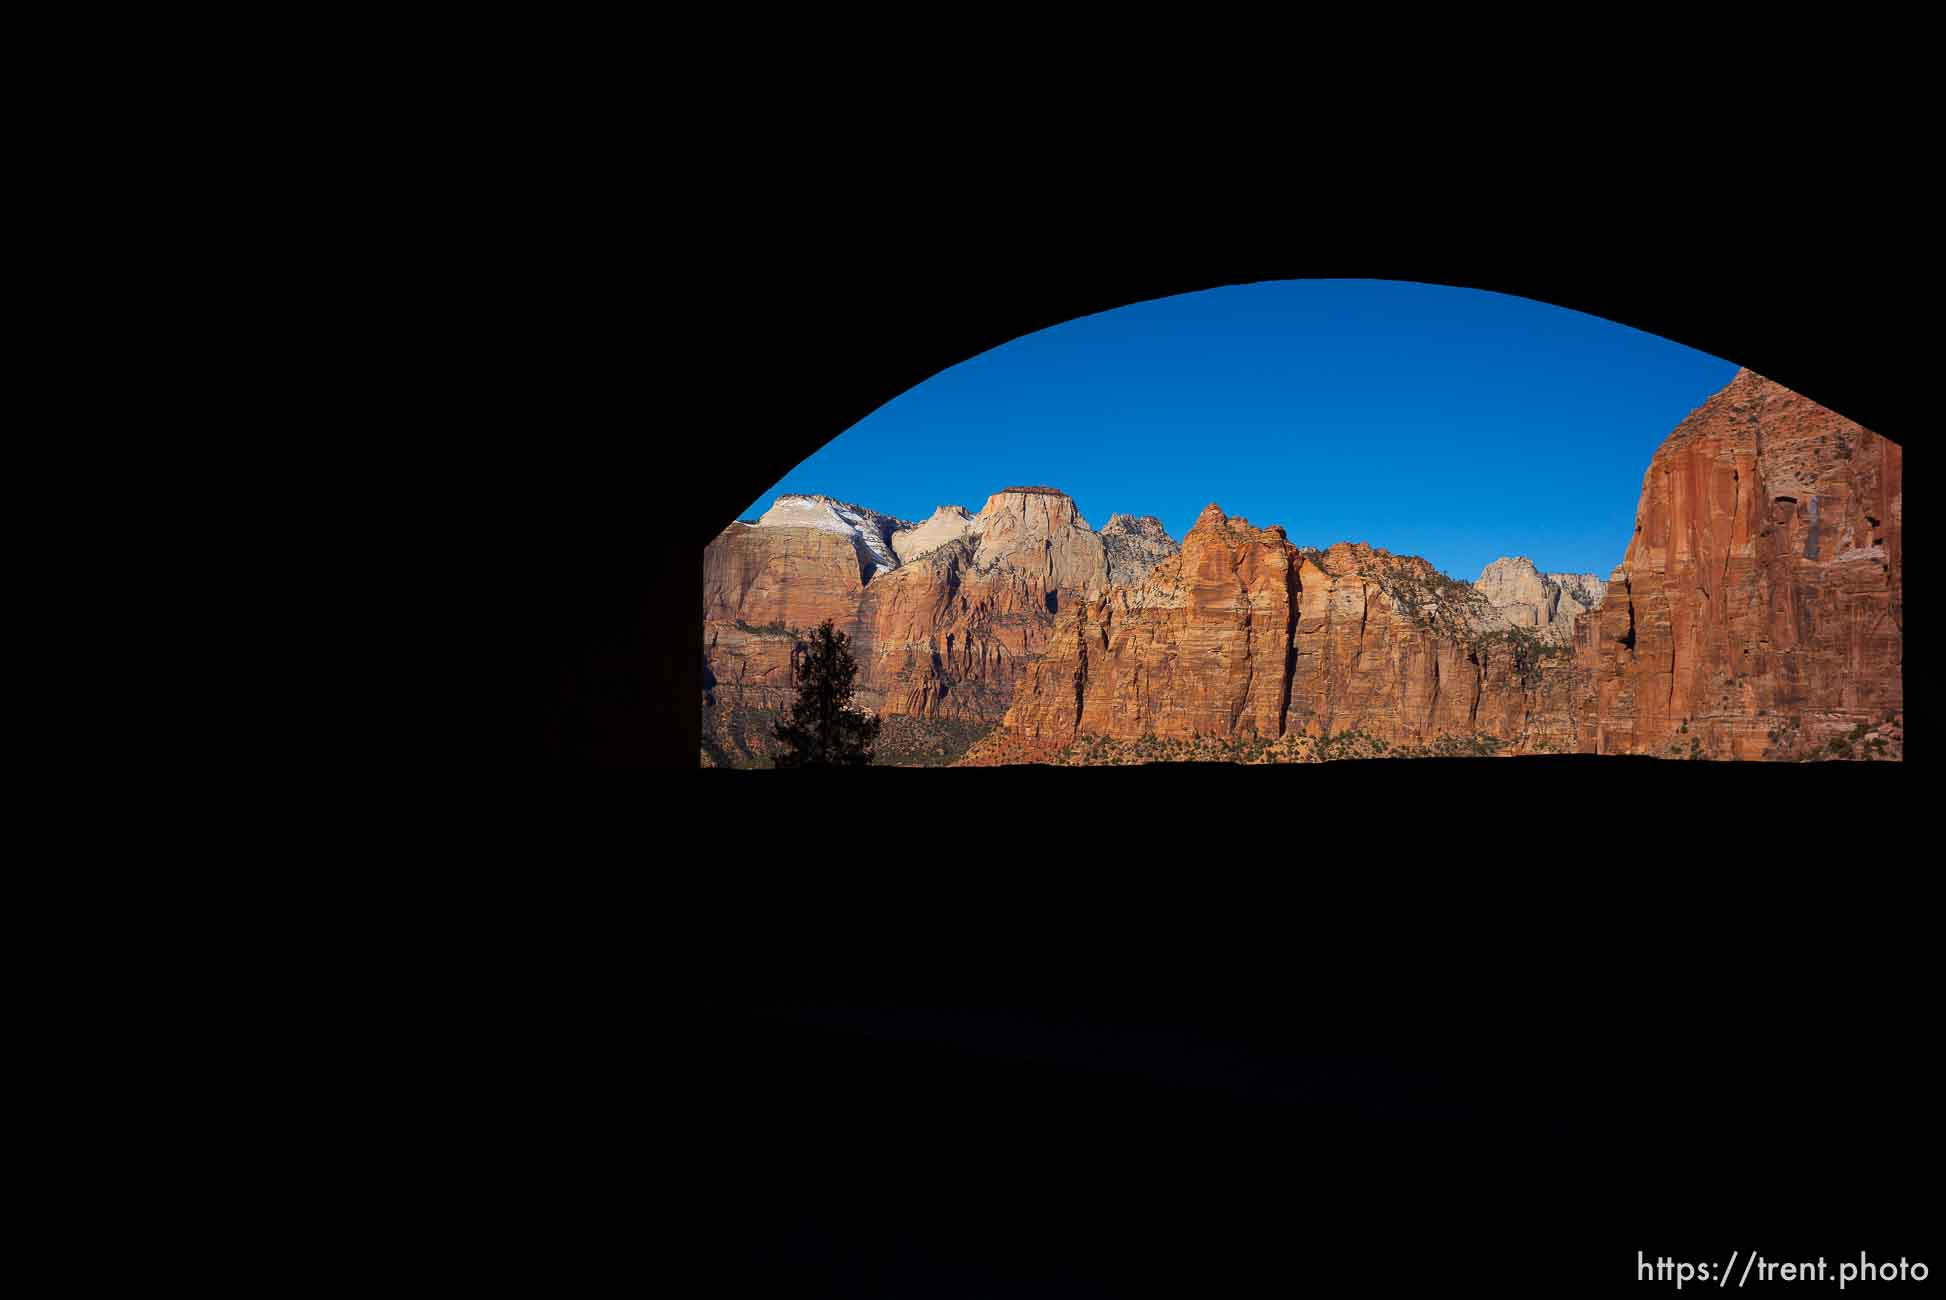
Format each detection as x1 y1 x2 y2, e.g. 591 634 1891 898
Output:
700 279 1896 769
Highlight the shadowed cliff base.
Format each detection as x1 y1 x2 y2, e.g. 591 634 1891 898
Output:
697 752 1908 779
688 753 1920 836
701 701 995 767
955 718 1904 765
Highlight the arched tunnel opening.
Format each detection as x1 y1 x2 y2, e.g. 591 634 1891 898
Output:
545 242 1918 771
688 279 1906 772
555 212 1929 1297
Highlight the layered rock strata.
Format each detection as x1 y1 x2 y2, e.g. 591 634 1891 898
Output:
707 371 1899 763
1571 369 1901 759
705 487 1144 723
994 370 1898 763
964 488 1108 598
1001 507 1575 753
1475 557 1606 644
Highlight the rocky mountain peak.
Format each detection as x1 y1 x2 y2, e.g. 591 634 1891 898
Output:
1100 513 1181 587
979 486 1087 526
1102 513 1172 540
890 504 978 564
1478 555 1541 581
1312 541 1415 577
1191 502 1230 532
756 493 911 582
1184 503 1292 545
1474 556 1607 643
973 486 1106 591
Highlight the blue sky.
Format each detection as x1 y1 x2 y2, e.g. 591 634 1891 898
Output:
748 279 1740 581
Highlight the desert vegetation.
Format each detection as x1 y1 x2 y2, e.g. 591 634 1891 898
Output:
956 726 1527 767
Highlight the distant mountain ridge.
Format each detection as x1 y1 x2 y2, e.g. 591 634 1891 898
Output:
1474 557 1606 644
703 488 1181 764
1100 514 1182 587
706 369 1901 766
971 369 1900 764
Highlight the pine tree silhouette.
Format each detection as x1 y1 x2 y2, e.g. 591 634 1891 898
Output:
772 620 881 766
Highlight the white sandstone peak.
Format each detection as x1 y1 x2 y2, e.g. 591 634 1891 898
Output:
758 494 910 582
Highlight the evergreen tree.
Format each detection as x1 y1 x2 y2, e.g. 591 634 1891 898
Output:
772 620 880 766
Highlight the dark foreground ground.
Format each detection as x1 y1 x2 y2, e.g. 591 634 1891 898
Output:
717 1002 1935 1297
608 758 1934 1295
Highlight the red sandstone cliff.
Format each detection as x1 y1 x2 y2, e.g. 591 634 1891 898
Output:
992 369 1898 763
704 487 1144 728
1570 369 1901 759
1289 543 1580 751
1000 507 1572 753
703 520 866 711
1002 505 1299 743
709 370 1899 766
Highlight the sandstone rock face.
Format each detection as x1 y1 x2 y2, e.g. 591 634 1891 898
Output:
1100 513 1181 586
850 536 1071 720
1286 543 1574 750
705 486 1115 725
709 371 1899 764
891 505 977 563
756 494 911 580
1571 369 1901 759
968 488 1108 600
1002 507 1574 752
703 521 868 711
1548 571 1607 617
997 371 1898 764
1476 557 1606 644
1056 504 1299 742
